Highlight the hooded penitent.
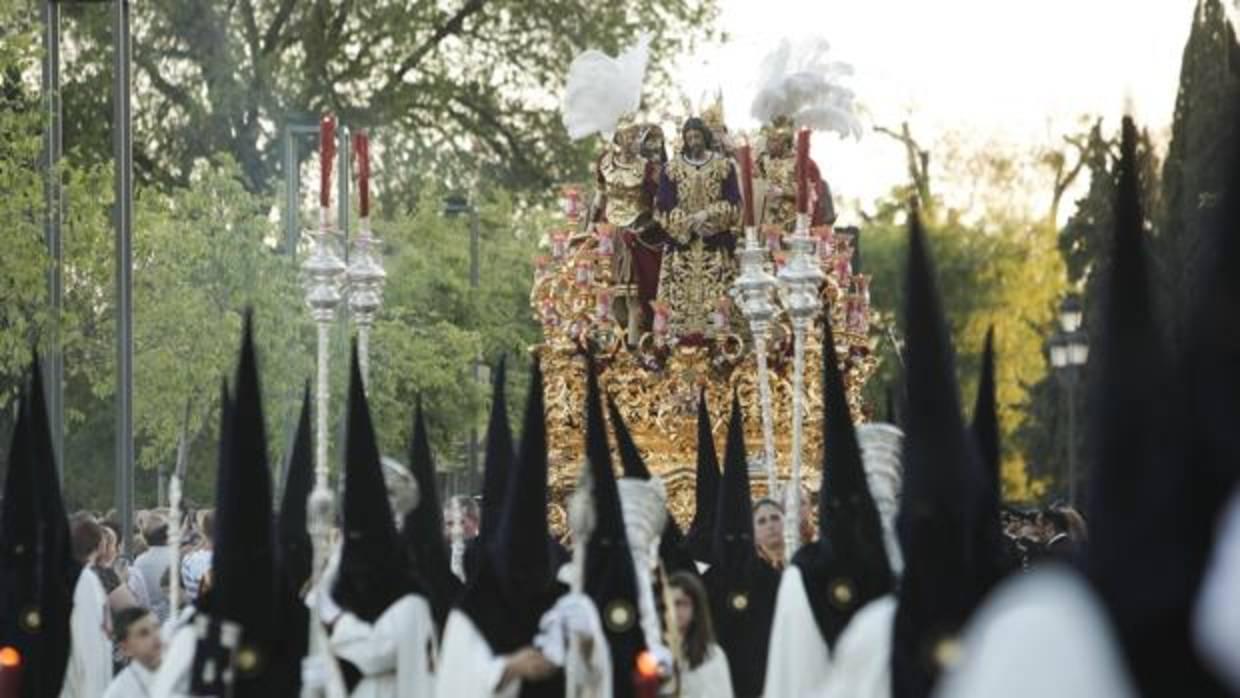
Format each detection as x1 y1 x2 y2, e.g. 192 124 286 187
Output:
0 354 77 698
1084 116 1230 696
404 397 464 632
192 314 298 696
685 391 721 565
582 361 646 698
791 312 893 651
333 344 422 624
890 210 987 698
464 357 515 581
457 360 566 698
703 394 780 698
278 383 314 596
970 328 1016 586
608 397 696 575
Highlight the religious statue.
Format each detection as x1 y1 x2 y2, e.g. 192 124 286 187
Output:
594 120 667 339
756 115 837 235
653 117 741 339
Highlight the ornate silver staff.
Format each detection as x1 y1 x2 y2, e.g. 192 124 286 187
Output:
732 142 780 494
346 130 385 390
447 496 467 582
776 129 824 563
300 115 348 698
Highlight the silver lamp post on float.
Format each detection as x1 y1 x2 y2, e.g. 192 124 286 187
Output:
775 129 825 563
733 224 780 495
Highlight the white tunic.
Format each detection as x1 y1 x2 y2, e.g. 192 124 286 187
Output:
103 662 156 698
1195 489 1240 694
329 594 437 698
437 596 613 698
60 568 114 698
816 595 895 698
678 644 732 698
436 611 519 698
933 567 1136 698
763 567 832 697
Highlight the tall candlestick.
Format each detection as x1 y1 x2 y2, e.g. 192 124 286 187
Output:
353 130 370 219
320 115 336 209
795 128 810 214
739 141 756 229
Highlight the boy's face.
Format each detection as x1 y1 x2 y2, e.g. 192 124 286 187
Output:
121 613 162 670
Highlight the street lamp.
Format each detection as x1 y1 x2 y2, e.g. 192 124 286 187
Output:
1049 294 1089 507
444 196 482 494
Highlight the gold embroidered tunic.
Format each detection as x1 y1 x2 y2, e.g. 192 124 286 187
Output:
653 153 741 338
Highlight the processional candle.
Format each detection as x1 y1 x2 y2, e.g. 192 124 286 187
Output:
320 114 336 218
739 141 757 238
353 130 370 220
795 128 811 215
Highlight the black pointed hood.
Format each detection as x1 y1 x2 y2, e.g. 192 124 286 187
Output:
278 383 314 595
403 397 462 631
1085 117 1223 695
703 393 780 697
0 356 76 698
891 211 986 698
971 328 1011 590
478 357 513 545
458 360 565 693
202 314 293 695
333 343 419 623
712 393 754 565
582 360 645 698
609 398 651 480
686 391 721 563
791 313 893 650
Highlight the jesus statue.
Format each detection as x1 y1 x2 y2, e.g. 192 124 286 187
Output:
653 117 742 339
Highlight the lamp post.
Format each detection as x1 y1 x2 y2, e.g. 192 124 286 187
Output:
1049 294 1088 507
444 195 482 490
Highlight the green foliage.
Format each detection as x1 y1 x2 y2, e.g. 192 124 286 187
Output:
57 0 721 196
1155 0 1240 346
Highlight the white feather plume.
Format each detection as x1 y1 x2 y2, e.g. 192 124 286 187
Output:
751 37 863 139
561 33 652 141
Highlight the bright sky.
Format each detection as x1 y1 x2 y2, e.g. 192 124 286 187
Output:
677 0 1227 222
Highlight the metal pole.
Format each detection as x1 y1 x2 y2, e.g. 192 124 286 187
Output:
42 0 64 479
468 208 480 483
1066 376 1077 508
113 0 135 556
284 125 299 255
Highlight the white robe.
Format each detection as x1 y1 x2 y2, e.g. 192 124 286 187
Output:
1194 489 1240 693
329 594 437 698
148 608 199 698
763 567 832 697
60 568 114 698
678 643 732 698
933 567 1136 698
437 599 613 698
103 662 156 698
816 595 895 698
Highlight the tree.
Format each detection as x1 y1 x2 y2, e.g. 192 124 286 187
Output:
862 126 1069 502
1154 0 1240 347
57 0 721 196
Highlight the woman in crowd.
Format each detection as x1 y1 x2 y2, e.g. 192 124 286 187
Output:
668 572 733 697
752 498 786 570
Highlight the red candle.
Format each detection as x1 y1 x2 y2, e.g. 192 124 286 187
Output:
0 646 21 698
739 141 756 228
320 115 336 210
633 651 660 698
795 128 811 214
353 130 370 219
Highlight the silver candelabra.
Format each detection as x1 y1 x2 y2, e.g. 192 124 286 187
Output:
732 225 781 495
776 212 824 563
346 217 387 390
